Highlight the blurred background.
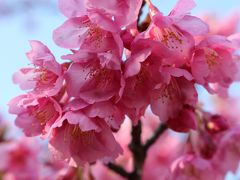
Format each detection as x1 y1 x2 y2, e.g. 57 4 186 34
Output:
0 0 239 178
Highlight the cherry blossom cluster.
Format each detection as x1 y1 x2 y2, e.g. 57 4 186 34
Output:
8 0 240 176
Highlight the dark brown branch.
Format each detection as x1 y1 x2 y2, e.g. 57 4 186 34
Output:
106 122 167 180
107 163 130 178
137 15 151 32
143 123 167 151
130 121 142 147
128 122 145 180
137 0 146 31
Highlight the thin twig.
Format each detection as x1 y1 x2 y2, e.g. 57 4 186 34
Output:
137 0 146 31
107 163 130 178
130 121 142 147
143 123 168 151
128 122 144 180
106 122 168 180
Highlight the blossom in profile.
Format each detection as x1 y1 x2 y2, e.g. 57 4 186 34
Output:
13 41 64 97
139 0 208 67
8 94 62 137
150 77 197 132
191 35 239 97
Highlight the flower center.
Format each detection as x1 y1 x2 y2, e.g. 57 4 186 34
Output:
81 18 104 49
30 99 56 126
84 64 113 89
152 26 184 52
205 49 218 68
34 68 58 89
158 79 181 103
64 125 94 145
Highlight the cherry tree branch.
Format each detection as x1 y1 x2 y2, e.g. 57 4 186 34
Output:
137 0 151 32
106 122 167 180
128 121 144 180
106 4 166 179
137 0 146 27
143 123 168 151
107 163 130 178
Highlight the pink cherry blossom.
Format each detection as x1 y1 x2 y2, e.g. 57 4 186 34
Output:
13 41 64 96
91 119 132 180
84 101 125 130
62 98 125 130
47 97 123 166
191 35 239 97
189 130 217 160
64 53 124 104
8 94 62 137
58 0 143 32
186 111 230 159
0 138 40 180
139 0 209 67
120 40 164 123
58 0 86 18
167 106 197 132
203 114 229 135
122 35 196 126
212 126 240 174
53 15 123 55
49 118 122 166
121 65 153 124
91 116 185 180
171 154 222 180
120 29 138 50
150 77 197 129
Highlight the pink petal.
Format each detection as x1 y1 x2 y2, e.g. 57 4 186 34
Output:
65 62 121 103
12 68 36 90
169 0 196 17
15 113 43 136
175 15 209 36
167 106 197 132
26 40 56 67
49 121 122 166
124 49 152 78
59 111 100 132
58 0 86 18
53 17 89 49
84 101 124 130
